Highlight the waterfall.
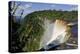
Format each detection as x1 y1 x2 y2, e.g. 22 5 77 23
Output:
40 19 54 49
40 19 71 49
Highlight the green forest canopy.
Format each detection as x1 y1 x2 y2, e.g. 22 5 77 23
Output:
24 10 77 22
18 10 78 52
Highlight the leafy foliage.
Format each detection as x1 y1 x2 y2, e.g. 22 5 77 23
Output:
17 10 77 52
9 1 24 52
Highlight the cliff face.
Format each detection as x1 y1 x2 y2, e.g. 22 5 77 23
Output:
40 19 71 49
17 10 77 51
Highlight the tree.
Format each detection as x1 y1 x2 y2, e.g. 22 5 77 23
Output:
17 10 77 52
9 1 23 52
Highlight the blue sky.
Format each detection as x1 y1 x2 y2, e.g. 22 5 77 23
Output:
13 1 78 17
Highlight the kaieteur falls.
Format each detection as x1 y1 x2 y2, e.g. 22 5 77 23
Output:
40 19 75 50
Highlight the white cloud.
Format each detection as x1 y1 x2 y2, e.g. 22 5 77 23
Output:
25 4 32 9
15 3 32 16
51 4 56 7
18 3 32 10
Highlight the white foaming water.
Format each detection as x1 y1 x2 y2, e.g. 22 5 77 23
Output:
40 19 68 49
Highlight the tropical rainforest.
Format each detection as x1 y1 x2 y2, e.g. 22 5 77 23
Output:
9 2 77 52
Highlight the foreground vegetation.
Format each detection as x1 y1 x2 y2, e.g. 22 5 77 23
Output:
10 10 78 52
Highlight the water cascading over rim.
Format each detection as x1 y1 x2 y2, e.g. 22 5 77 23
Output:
40 19 71 50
